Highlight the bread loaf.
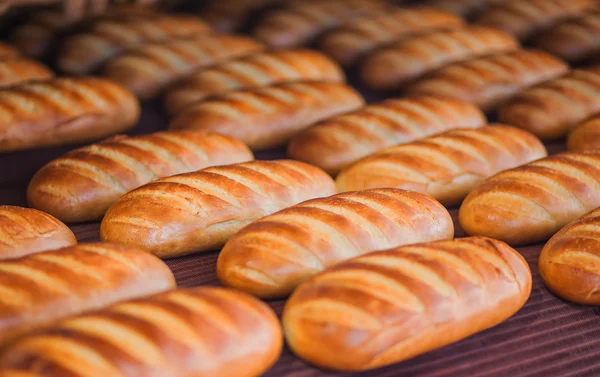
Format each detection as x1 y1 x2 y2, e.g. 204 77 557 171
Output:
423 0 505 18
218 188 454 299
319 8 464 67
283 236 531 371
498 68 600 140
0 287 282 377
169 82 364 151
0 42 20 59
288 96 486 175
568 117 600 151
0 77 140 152
337 125 547 205
0 206 76 260
103 35 265 100
0 243 175 348
360 26 518 90
165 49 346 115
406 49 569 112
101 160 336 257
0 58 53 89
57 16 212 75
28 131 254 223
460 150 600 245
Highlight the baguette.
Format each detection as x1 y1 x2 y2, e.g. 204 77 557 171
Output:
283 236 531 371
406 49 569 113
319 7 464 67
169 81 364 151
0 206 76 260
568 117 600 151
0 287 282 377
103 35 265 100
165 49 346 115
218 188 454 299
0 242 175 348
423 0 506 18
337 125 547 205
0 42 20 59
0 77 140 152
459 150 600 245
539 207 600 305
0 58 53 89
360 26 518 90
288 96 486 175
28 131 254 223
101 160 336 257
498 68 600 140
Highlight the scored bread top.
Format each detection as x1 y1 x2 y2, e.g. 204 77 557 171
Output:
0 58 54 89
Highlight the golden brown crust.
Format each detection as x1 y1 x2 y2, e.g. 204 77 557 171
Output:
0 42 20 59
283 236 531 371
0 287 282 377
288 96 486 175
423 0 505 18
0 242 175 348
459 150 600 245
0 77 141 152
568 117 600 151
100 160 336 257
0 58 54 89
27 131 254 223
169 81 364 151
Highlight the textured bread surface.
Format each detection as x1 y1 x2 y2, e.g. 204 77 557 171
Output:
0 77 140 152
0 287 282 377
423 0 506 17
0 42 20 59
27 131 254 223
101 160 336 257
0 242 175 348
337 125 547 205
459 150 600 245
568 117 600 151
218 188 454 299
283 236 532 371
169 81 364 150
288 96 486 175
0 58 53 89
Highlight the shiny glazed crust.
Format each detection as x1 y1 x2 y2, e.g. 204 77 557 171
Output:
0 58 54 89
567 117 600 151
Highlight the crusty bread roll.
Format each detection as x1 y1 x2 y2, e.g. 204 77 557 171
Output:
423 0 505 18
28 131 254 223
283 236 531 371
101 160 336 257
103 35 264 100
0 287 282 377
0 206 76 260
337 125 547 205
498 68 600 140
460 150 600 245
360 26 518 90
0 77 140 152
0 242 175 348
0 58 53 89
288 96 486 175
57 16 212 75
319 7 464 67
218 188 454 299
406 49 569 112
0 42 20 59
568 117 600 151
165 49 346 115
169 82 364 151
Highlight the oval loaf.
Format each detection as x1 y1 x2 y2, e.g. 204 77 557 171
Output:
0 58 53 89
283 236 531 371
0 287 282 377
459 150 600 245
567 117 600 151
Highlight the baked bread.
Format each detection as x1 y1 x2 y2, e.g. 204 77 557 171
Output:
103 35 265 100
101 160 336 257
0 58 53 89
539 207 600 305
0 287 282 377
200 0 287 33
459 150 600 245
360 26 518 90
319 7 464 67
0 242 175 348
283 236 531 371
0 206 76 260
568 117 600 151
406 49 569 113
288 96 486 175
0 77 140 152
28 131 254 223
0 42 20 59
498 67 600 140
337 125 547 205
57 16 212 75
165 49 346 115
218 188 454 299
423 0 506 18
169 82 364 151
